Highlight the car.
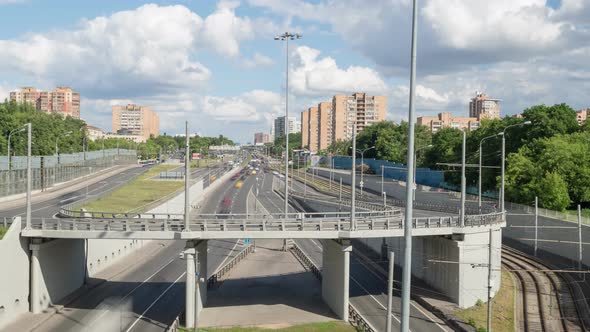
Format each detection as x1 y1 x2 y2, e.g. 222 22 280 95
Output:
272 171 279 175
235 181 243 188
251 170 257 175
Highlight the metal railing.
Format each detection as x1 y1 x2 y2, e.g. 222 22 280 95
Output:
24 209 504 234
290 243 376 332
207 244 254 288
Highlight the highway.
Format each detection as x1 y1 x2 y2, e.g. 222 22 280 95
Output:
0 163 245 332
254 170 451 332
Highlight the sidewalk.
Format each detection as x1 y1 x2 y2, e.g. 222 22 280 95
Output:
0 164 138 211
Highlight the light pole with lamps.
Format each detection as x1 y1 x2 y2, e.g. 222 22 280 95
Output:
7 127 25 170
274 31 302 218
478 133 503 210
350 145 375 195
413 144 432 201
501 121 531 210
55 131 73 162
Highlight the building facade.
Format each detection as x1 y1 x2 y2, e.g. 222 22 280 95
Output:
576 109 588 125
301 110 309 149
417 112 479 132
112 104 160 141
318 101 333 151
273 116 301 138
85 125 105 141
254 132 270 145
10 86 81 118
308 107 319 152
469 92 501 120
332 93 386 142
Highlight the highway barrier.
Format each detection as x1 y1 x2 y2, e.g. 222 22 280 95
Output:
207 244 255 289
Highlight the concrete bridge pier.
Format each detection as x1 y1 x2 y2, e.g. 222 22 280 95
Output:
320 239 352 320
184 240 208 329
29 238 42 314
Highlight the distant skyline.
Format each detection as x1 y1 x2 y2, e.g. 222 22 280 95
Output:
0 0 588 143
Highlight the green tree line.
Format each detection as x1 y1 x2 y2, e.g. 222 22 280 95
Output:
317 103 587 211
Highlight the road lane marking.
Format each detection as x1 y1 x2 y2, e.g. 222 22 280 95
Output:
125 272 186 332
59 195 80 203
88 257 177 326
350 275 406 330
213 240 241 275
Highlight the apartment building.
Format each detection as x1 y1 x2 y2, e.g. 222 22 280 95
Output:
308 107 319 152
469 92 501 120
417 112 479 132
576 109 588 125
253 132 269 145
273 116 301 137
318 102 332 151
332 93 386 142
10 86 81 118
112 104 160 141
301 110 310 148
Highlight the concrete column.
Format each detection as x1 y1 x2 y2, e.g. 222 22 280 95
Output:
29 238 42 314
185 241 196 329
321 239 352 320
196 240 208 315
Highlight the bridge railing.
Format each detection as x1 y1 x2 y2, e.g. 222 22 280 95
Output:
24 210 504 233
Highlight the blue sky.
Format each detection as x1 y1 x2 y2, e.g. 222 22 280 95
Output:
0 0 587 143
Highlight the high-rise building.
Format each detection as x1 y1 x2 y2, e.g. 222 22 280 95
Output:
112 104 160 141
417 112 479 132
254 132 269 145
332 93 386 142
301 110 309 149
318 102 332 151
576 109 588 125
469 92 501 120
10 86 81 118
273 116 301 138
308 107 319 152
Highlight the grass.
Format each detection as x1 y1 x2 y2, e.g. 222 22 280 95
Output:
565 208 590 218
191 159 218 169
78 164 184 213
456 269 515 332
0 225 8 240
179 322 357 332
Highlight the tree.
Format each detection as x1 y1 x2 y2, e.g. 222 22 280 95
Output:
536 172 571 211
522 103 579 141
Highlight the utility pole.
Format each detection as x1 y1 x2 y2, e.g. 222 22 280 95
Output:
460 131 466 226
184 121 190 232
400 0 418 330
381 165 384 195
579 204 583 271
25 123 32 230
350 123 357 231
534 196 538 257
339 177 343 212
487 228 493 332
386 251 395 332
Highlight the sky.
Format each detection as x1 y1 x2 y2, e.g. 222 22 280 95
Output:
0 0 588 144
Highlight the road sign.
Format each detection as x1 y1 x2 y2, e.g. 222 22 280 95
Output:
244 238 251 244
360 181 364 186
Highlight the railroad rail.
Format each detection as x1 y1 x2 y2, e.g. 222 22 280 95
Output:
502 246 589 332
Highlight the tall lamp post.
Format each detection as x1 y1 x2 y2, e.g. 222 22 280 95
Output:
500 121 531 211
351 146 375 195
400 0 419 330
55 131 73 161
478 133 503 210
7 127 25 170
274 31 302 218
413 144 432 201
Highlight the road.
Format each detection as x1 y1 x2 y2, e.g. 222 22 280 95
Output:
255 170 450 332
1 163 244 332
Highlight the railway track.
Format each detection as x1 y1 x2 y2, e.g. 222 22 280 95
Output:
502 246 588 332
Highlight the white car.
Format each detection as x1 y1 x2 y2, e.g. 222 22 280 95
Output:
272 171 279 175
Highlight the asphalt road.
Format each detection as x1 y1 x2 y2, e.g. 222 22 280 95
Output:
1 164 244 332
255 171 450 332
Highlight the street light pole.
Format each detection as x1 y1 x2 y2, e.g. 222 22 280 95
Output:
184 121 190 232
413 144 432 201
401 0 418 330
350 123 357 231
460 131 466 227
25 123 32 230
275 31 302 218
479 133 502 210
352 146 374 196
7 127 25 170
500 121 531 211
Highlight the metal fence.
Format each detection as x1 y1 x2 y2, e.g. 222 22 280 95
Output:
0 149 137 198
505 201 590 225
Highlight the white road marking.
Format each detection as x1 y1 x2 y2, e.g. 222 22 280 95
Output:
59 195 80 203
350 275 406 330
214 240 242 275
125 272 186 332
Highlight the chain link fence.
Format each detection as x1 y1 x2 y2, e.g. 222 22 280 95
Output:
0 149 137 198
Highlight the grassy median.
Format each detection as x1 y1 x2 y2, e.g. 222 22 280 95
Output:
456 269 515 332
78 164 184 213
0 225 8 240
180 322 356 332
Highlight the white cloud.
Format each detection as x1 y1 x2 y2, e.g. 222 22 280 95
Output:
242 52 275 68
290 46 388 96
202 90 282 123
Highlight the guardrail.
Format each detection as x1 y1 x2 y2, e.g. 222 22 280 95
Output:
207 244 254 288
290 243 376 332
26 209 504 234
